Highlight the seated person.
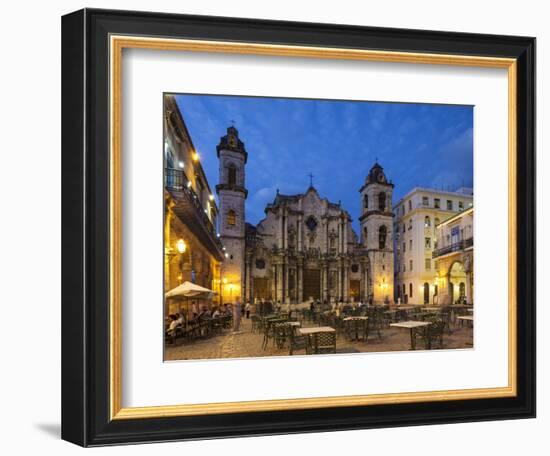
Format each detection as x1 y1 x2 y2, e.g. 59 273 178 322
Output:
166 314 179 337
176 313 185 326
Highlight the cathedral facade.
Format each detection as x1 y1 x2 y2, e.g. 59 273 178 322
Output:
216 126 395 305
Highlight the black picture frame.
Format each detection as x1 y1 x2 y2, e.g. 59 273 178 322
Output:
62 8 536 447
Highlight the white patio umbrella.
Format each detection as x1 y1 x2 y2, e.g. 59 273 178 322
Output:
165 281 217 317
165 281 216 299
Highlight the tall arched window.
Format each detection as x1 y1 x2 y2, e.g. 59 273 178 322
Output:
424 216 431 228
378 225 387 249
363 226 368 245
364 194 369 209
378 191 386 211
227 164 237 185
409 283 413 298
227 210 236 226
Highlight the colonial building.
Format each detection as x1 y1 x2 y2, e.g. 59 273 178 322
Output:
432 207 474 305
393 187 473 305
217 126 395 305
163 95 224 315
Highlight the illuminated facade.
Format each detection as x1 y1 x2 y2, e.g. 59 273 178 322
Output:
432 207 474 305
163 95 224 315
215 126 395 305
393 187 473 305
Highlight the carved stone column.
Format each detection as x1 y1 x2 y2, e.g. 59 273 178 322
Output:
322 265 328 301
343 263 349 301
298 215 303 251
284 261 289 304
297 260 303 303
343 218 348 254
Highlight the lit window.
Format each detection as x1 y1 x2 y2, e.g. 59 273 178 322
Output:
424 216 431 228
227 210 236 226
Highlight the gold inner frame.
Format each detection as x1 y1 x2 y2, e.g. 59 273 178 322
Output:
109 35 517 420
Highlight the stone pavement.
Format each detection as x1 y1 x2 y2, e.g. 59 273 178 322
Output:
165 317 474 361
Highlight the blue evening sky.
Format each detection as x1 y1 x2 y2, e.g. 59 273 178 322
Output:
175 94 473 233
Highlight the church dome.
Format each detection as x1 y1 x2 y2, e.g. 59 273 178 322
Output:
216 125 248 162
367 162 387 184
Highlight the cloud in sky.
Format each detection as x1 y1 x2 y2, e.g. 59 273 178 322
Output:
174 94 473 234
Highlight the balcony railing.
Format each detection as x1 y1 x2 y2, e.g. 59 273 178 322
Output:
432 237 473 258
165 167 188 191
165 168 224 258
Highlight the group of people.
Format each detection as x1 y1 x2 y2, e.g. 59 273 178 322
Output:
165 298 253 339
307 297 380 317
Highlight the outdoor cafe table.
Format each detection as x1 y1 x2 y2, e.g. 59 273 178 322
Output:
299 326 335 335
457 315 474 327
343 316 368 341
390 321 432 350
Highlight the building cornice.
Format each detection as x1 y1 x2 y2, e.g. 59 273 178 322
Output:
359 210 394 222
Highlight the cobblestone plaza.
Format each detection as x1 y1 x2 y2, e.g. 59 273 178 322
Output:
165 314 474 361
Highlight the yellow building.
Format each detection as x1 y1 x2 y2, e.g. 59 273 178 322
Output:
432 207 474 305
163 95 225 315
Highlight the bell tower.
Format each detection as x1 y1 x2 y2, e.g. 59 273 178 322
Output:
359 162 394 303
216 126 248 302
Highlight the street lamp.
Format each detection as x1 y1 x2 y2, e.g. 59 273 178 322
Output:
176 238 187 254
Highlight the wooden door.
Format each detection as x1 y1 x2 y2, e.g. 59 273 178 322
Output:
303 269 321 300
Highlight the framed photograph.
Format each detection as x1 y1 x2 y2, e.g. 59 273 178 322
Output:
62 8 535 446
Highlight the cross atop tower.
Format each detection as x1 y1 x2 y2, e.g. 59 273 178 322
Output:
308 172 314 188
